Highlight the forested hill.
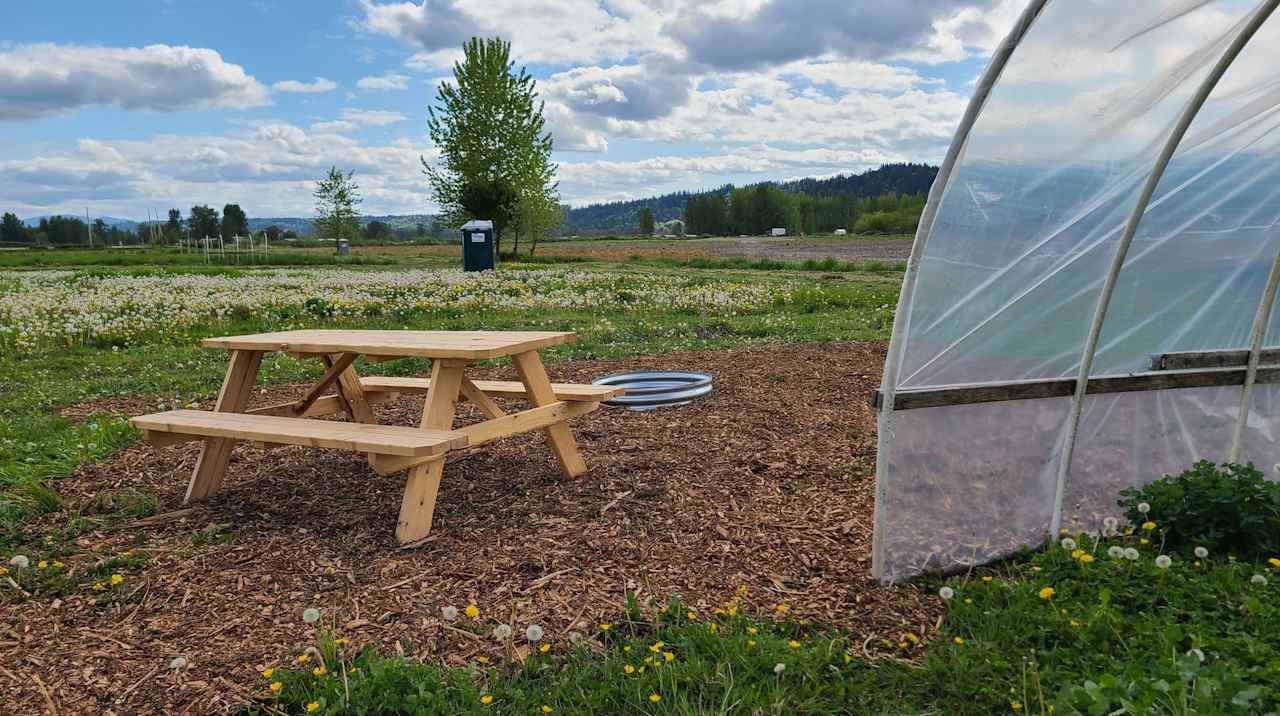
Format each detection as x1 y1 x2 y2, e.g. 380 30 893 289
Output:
562 162 937 235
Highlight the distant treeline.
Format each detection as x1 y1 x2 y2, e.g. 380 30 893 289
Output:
684 186 926 236
563 162 937 235
1 206 443 246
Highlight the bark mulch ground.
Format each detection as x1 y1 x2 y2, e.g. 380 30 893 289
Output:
2 341 940 714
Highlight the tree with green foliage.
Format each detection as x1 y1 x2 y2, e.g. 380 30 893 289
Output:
1 212 30 244
637 207 655 236
165 209 182 243
363 220 393 241
314 167 363 251
188 205 221 240
424 37 556 257
515 194 564 256
221 203 248 240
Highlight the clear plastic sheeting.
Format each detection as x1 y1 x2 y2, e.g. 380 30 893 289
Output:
874 0 1280 581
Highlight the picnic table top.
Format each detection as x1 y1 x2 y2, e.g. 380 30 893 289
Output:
201 329 576 360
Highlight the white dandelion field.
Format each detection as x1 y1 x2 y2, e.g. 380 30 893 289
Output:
0 268 800 354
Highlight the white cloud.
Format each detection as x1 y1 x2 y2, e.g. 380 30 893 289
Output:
272 77 338 93
0 43 270 120
358 72 412 90
339 108 409 126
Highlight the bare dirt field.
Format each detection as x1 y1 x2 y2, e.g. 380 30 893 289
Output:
348 236 914 263
3 341 939 714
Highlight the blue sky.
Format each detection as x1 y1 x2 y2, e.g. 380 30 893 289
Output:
1 0 1021 219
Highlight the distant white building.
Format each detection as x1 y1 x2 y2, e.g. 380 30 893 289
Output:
770 228 787 237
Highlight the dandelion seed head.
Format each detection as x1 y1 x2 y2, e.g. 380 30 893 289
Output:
525 624 543 642
169 656 188 669
1107 546 1124 558
1137 502 1150 514
441 606 458 621
938 586 954 600
9 555 29 569
302 608 321 624
1155 555 1171 569
493 624 512 641
1194 547 1208 559
1251 574 1268 585
1124 548 1140 561
774 663 786 674
1060 538 1076 550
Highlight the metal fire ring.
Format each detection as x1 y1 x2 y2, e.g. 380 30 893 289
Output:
592 371 713 411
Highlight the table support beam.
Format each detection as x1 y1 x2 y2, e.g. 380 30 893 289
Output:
397 360 465 544
512 350 587 478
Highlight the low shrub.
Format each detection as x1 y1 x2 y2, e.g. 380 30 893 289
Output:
1118 460 1280 559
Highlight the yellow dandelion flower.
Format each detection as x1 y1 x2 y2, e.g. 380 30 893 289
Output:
52 561 64 568
1011 701 1023 711
312 665 326 677
1070 619 1081 627
727 606 738 617
664 652 675 662
747 639 757 647
898 641 909 649
37 560 48 569
269 681 282 693
649 641 664 652
1140 538 1149 545
904 632 919 644
686 610 698 621
335 638 349 646
622 645 631 652
476 656 490 664
714 608 725 616
542 705 553 713
953 637 964 645
775 603 789 615
649 693 661 703
1142 521 1156 531
539 644 551 653
599 623 611 631
0 567 7 576
788 640 801 649
296 653 309 663
738 584 749 596
1069 549 1083 559
110 574 124 585
1078 554 1094 563
981 576 993 582
747 627 758 635
1031 566 1042 572
638 665 646 673
465 604 480 619
624 664 635 674
963 598 973 604
262 668 274 679
1269 558 1280 568
306 703 320 713
1038 587 1055 600
481 694 494 705
92 582 105 592
708 623 718 633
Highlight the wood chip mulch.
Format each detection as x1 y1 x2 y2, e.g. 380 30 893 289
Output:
2 341 941 714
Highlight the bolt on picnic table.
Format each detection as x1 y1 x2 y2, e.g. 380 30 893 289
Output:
130 330 624 543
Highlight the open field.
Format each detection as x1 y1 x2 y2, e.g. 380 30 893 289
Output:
1 259 1277 714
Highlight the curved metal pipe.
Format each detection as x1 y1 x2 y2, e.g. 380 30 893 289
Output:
1050 0 1280 536
872 0 1052 581
594 371 713 411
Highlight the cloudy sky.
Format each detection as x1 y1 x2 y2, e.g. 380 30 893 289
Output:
1 0 1024 219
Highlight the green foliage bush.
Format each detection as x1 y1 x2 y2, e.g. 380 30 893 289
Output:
1119 461 1280 559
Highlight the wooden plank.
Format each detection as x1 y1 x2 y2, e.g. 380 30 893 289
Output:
247 391 398 418
459 377 507 419
369 453 440 475
397 362 464 544
512 351 588 478
144 430 201 448
459 401 597 447
361 376 622 401
202 329 576 360
185 349 263 503
875 365 1280 411
1150 347 1280 371
325 353 376 423
291 352 358 416
133 410 467 456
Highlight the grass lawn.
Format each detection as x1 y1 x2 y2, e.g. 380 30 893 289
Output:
3 258 1278 715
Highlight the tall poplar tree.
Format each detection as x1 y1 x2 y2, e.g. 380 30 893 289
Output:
423 37 556 257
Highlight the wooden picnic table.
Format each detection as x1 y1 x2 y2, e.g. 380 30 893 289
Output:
131 330 622 543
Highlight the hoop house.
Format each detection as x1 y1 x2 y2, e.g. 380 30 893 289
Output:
873 0 1280 581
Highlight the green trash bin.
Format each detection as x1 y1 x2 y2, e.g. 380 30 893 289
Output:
461 220 495 272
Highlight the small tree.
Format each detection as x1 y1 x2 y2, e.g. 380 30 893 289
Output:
1 212 30 244
637 207 655 236
314 167 362 252
165 209 183 244
221 203 248 240
188 205 221 241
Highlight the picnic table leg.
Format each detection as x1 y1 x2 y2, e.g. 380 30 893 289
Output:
396 359 465 543
511 350 587 478
185 349 264 503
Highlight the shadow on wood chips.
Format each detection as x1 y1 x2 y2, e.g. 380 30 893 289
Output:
5 341 941 713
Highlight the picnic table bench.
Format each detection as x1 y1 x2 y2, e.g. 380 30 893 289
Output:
130 330 622 543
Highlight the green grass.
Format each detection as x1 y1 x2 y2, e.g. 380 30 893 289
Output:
246 532 1280 715
0 247 397 268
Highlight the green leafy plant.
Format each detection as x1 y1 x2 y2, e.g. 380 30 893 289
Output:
1119 461 1280 559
